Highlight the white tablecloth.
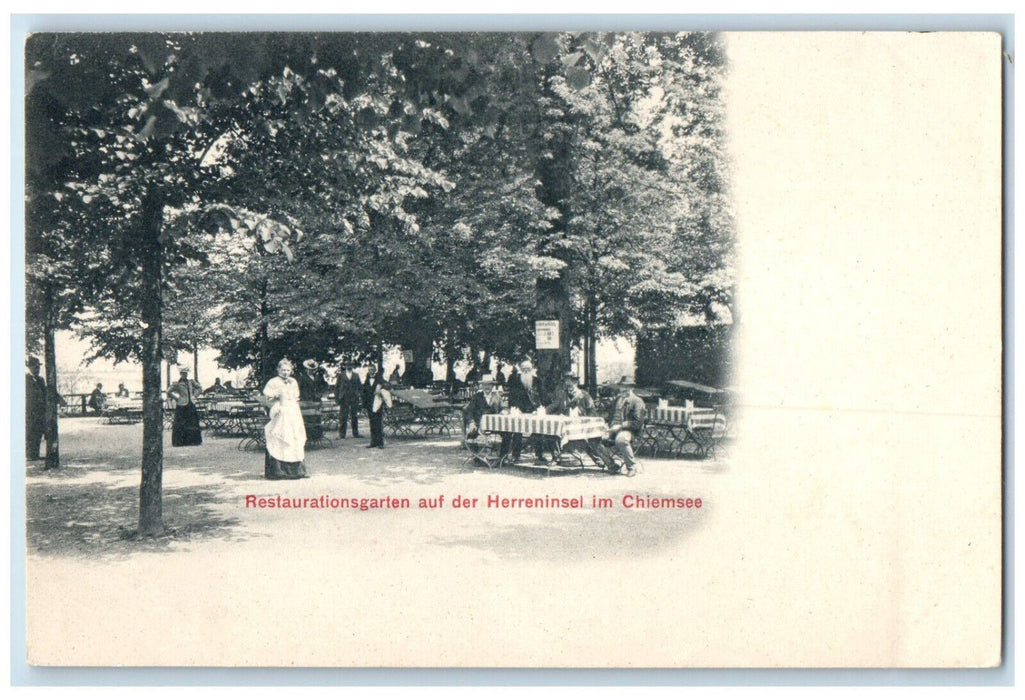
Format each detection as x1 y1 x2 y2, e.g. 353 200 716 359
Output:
650 406 723 430
480 414 607 446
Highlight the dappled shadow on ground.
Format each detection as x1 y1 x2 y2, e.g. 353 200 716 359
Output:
27 481 248 561
433 496 707 562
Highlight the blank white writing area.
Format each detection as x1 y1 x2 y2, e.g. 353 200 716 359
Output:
725 32 1002 666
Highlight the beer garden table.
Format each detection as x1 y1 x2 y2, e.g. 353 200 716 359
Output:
202 399 265 439
644 404 728 458
102 397 143 424
473 413 618 475
388 389 461 438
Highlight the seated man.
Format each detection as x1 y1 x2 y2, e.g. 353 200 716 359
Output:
88 383 107 414
545 372 597 417
607 382 646 477
204 377 227 395
544 372 621 470
462 376 503 442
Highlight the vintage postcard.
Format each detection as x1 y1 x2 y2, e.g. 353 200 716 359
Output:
20 29 1003 668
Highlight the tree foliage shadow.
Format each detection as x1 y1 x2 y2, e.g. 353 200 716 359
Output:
433 502 707 563
27 481 250 561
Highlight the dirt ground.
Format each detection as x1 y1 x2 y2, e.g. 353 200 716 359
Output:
25 415 735 667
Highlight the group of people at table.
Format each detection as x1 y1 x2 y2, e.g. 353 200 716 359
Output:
463 361 647 477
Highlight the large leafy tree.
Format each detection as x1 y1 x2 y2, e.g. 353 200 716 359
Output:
23 195 110 469
27 33 284 534
523 32 734 393
26 33 451 534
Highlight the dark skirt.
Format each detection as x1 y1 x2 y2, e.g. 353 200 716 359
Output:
265 449 308 480
171 403 203 446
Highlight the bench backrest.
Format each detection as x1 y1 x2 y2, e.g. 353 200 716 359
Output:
688 411 727 434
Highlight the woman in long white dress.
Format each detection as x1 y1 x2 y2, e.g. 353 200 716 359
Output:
258 358 308 479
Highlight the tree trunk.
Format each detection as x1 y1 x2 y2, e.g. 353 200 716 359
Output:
443 329 457 384
535 275 572 406
43 298 60 470
533 68 573 405
587 329 598 394
259 279 270 384
193 343 199 383
581 327 592 393
581 308 591 389
445 353 456 384
585 295 598 395
138 188 165 537
408 318 435 387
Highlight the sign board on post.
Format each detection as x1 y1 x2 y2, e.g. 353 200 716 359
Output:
535 320 560 350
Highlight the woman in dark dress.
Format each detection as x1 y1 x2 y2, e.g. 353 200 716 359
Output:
168 368 203 446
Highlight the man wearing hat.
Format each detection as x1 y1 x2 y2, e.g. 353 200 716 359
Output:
335 361 363 439
462 374 503 442
25 357 47 461
545 372 597 417
168 367 203 446
608 381 646 477
529 371 596 463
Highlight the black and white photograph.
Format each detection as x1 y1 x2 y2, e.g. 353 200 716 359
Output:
17 25 1003 670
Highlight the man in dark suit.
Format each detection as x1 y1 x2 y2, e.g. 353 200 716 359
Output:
362 364 385 448
501 360 542 463
335 361 362 438
26 357 47 461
